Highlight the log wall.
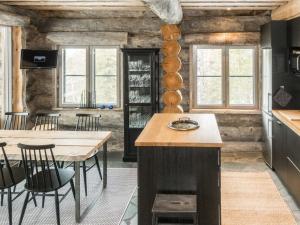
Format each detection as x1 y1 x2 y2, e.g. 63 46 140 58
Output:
24 13 269 152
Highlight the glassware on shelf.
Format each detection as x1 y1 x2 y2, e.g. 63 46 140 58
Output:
128 59 151 72
129 112 152 128
129 90 151 103
129 74 151 87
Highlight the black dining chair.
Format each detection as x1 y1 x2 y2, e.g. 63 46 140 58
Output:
0 142 26 225
75 113 102 196
18 143 75 225
3 112 29 130
33 112 61 131
2 112 29 193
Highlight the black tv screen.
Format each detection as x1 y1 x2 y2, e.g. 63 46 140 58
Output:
21 49 58 69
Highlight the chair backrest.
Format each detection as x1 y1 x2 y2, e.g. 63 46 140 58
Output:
0 142 16 186
17 143 61 189
4 112 29 130
34 112 61 131
75 113 101 131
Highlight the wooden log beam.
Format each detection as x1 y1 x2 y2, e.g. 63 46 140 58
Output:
142 0 183 24
46 32 128 45
161 24 184 113
272 0 300 20
0 8 30 26
12 27 23 112
184 32 260 45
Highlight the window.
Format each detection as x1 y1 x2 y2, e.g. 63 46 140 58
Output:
192 45 257 109
0 26 12 116
59 46 120 107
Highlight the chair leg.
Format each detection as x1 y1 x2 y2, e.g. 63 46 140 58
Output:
42 193 45 208
70 179 75 199
1 189 4 206
193 214 198 225
82 161 88 196
19 192 30 225
59 162 64 168
8 188 12 225
54 190 61 225
32 192 37 207
94 155 103 180
14 161 23 192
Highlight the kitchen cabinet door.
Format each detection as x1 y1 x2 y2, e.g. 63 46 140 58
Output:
286 127 300 169
272 118 287 184
288 17 300 47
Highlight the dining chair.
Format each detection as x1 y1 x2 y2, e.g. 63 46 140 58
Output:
33 112 61 131
18 143 75 225
75 113 102 196
3 112 29 130
2 112 29 193
0 142 26 225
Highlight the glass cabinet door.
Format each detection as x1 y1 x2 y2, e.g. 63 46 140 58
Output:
129 106 152 128
128 54 152 104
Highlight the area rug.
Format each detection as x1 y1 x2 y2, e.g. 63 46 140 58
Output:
120 171 297 225
222 171 297 225
0 168 137 225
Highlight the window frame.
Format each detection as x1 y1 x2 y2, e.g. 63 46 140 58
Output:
58 45 121 108
0 26 12 118
191 45 258 110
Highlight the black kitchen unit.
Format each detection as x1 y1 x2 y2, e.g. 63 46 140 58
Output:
122 48 160 162
272 114 300 206
261 21 289 168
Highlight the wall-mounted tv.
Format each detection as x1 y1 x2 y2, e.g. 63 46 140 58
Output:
20 49 58 69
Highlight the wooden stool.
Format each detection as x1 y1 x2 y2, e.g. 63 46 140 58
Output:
152 194 198 225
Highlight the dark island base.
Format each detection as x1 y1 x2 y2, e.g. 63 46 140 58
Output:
137 147 221 225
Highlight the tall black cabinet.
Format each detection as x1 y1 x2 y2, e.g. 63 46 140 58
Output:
261 21 288 168
122 48 160 162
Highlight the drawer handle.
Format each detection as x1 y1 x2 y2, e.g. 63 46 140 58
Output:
287 156 300 174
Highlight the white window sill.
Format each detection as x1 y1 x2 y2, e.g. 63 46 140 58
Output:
190 108 261 115
52 107 123 112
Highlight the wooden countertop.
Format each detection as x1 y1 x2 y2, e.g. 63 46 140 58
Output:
135 113 223 148
273 110 300 136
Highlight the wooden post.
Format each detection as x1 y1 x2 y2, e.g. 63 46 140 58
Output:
161 24 183 113
12 26 23 112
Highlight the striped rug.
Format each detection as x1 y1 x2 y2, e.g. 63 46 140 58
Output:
222 172 297 225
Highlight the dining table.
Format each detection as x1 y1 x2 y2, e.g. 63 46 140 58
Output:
0 129 112 223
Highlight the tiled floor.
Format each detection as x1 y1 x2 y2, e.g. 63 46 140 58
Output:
109 151 300 225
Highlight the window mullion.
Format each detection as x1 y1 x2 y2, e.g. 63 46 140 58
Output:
224 46 229 108
86 46 91 106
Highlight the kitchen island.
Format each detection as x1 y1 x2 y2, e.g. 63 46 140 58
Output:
135 113 223 225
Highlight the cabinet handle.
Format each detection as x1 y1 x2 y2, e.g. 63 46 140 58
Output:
287 156 300 175
268 93 272 113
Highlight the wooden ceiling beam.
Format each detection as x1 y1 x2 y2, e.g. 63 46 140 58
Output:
3 1 284 7
13 5 147 10
0 0 290 12
272 0 300 20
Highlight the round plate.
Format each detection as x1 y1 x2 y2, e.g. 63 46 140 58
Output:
168 117 200 131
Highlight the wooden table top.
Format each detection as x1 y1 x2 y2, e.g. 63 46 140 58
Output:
273 110 300 136
0 130 112 161
135 113 223 148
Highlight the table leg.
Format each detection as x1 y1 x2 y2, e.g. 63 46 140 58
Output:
75 161 81 223
103 142 107 188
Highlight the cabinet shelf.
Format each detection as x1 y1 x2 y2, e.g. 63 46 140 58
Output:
123 48 160 162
